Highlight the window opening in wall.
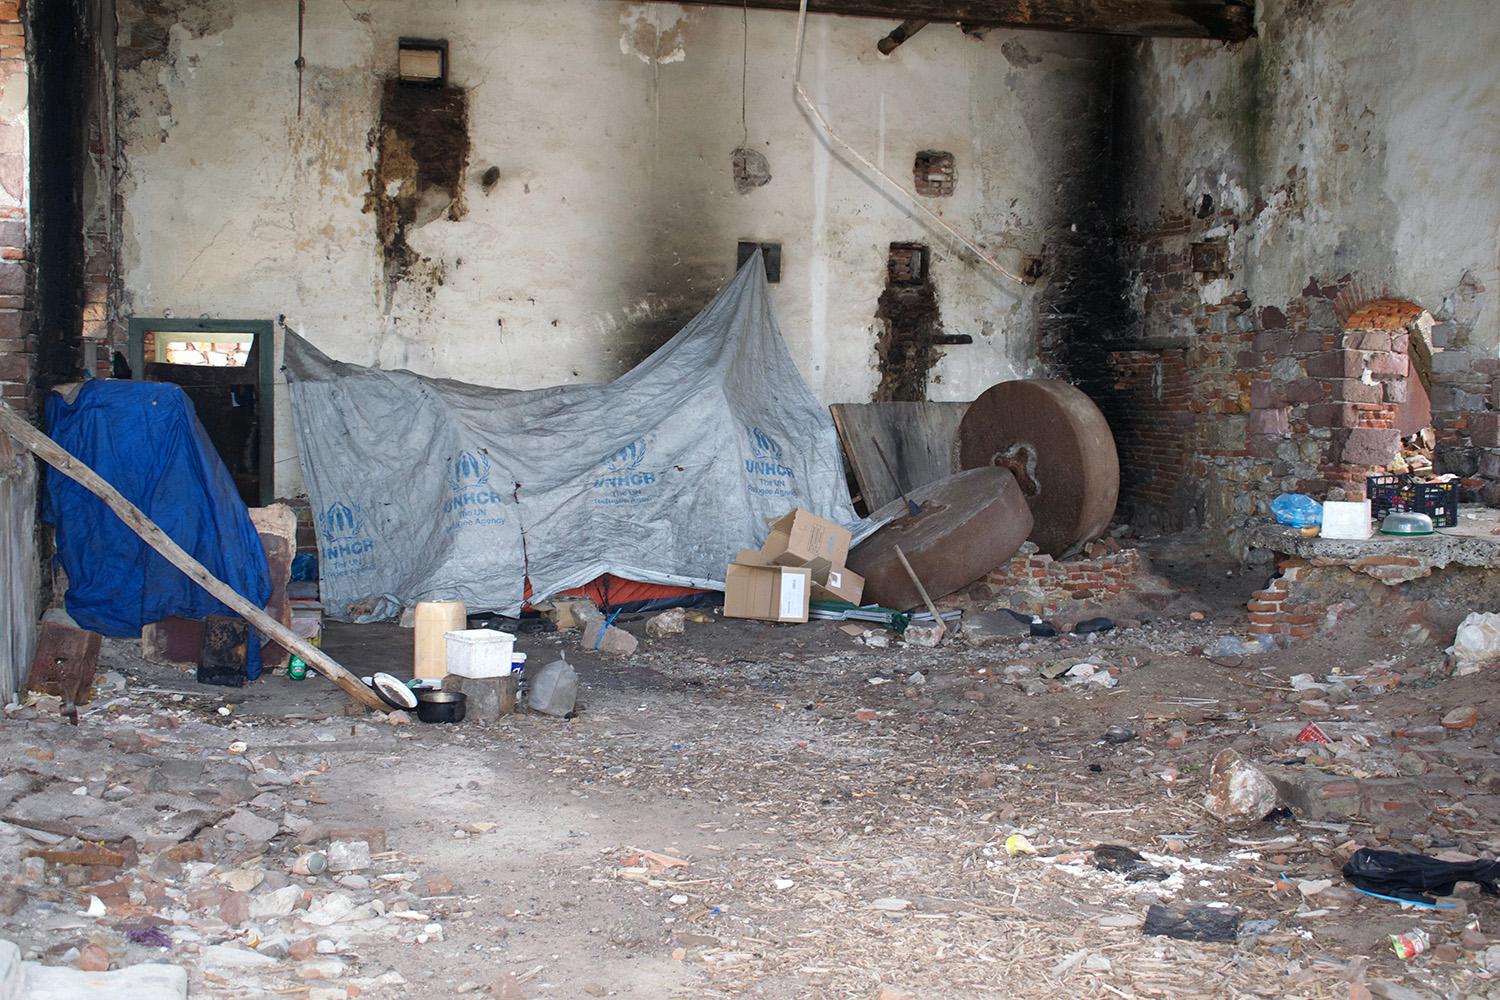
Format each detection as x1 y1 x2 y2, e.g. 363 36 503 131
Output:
128 318 275 507
737 241 781 282
154 332 255 367
913 150 955 197
888 242 928 286
398 38 448 86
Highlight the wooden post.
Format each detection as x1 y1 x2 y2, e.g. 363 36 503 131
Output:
0 400 389 713
892 544 945 642
876 18 927 55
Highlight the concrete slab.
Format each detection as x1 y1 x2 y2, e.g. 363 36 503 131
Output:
24 962 187 1000
1247 504 1500 572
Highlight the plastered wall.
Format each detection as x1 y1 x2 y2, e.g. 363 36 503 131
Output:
1123 0 1499 346
1107 0 1500 540
113 0 1111 495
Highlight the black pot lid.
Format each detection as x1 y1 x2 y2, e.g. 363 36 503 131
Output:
371 672 418 710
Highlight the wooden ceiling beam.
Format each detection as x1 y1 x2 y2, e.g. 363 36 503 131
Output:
604 1 1254 42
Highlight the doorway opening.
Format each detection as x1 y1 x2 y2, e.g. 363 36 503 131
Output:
127 318 275 507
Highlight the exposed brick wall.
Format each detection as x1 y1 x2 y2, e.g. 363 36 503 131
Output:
0 0 29 417
912 150 955 197
1104 347 1193 531
979 538 1147 617
1248 560 1324 641
1114 199 1495 549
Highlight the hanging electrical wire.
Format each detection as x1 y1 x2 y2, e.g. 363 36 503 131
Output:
790 0 1025 286
741 0 750 148
731 0 771 193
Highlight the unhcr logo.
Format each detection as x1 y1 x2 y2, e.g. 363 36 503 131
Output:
319 500 365 542
605 439 646 474
592 438 656 504
318 500 375 575
447 449 492 491
745 426 795 497
745 426 794 479
444 448 508 526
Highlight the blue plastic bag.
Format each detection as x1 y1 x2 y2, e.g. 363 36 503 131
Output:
1271 493 1322 527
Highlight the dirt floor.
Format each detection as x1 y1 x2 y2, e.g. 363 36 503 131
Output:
1 537 1498 999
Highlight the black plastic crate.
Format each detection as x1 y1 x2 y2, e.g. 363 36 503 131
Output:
1367 473 1458 528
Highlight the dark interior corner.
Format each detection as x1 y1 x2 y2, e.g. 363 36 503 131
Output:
28 0 93 392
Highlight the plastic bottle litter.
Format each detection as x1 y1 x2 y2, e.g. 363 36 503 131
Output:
287 655 307 681
1390 929 1429 960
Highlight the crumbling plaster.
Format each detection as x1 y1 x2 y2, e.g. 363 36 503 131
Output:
113 0 1110 495
1124 0 1500 343
1104 0 1500 542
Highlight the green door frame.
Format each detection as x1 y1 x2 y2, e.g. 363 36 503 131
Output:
126 317 276 506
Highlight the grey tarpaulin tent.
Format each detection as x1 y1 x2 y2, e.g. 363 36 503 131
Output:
285 253 860 621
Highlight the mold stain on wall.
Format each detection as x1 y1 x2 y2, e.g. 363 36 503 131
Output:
363 79 469 305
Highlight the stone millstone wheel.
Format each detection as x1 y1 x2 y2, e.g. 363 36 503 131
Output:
847 467 1034 612
958 379 1119 558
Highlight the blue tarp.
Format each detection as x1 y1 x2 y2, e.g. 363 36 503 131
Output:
41 380 271 679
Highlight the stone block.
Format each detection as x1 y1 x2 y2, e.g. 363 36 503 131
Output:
1283 378 1326 404
1430 349 1472 375
1343 330 1390 352
1305 350 1363 379
1436 445 1478 477
1428 321 1458 348
1329 378 1383 403
1291 330 1324 355
1249 380 1281 409
1248 408 1288 436
0 939 17 1000
1478 448 1500 480
1199 414 1247 452
1472 412 1500 449
1364 351 1409 378
1306 402 1357 428
581 621 638 656
1250 435 1280 460
441 673 517 723
1204 749 1278 824
1431 384 1489 412
24 960 189 1000
1383 379 1408 404
1260 765 1358 820
1337 427 1399 467
1251 331 1284 354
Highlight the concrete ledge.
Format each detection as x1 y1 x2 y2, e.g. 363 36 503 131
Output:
1247 505 1500 578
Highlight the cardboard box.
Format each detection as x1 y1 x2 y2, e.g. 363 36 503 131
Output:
724 562 811 623
812 564 864 605
760 509 851 576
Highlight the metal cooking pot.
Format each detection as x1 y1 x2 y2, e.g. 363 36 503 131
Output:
416 690 466 724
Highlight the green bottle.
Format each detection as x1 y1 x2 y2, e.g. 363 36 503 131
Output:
288 655 307 681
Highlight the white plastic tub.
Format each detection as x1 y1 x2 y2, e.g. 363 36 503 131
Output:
444 628 516 678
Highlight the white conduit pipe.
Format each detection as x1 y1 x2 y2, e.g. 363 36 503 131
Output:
792 0 1026 286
